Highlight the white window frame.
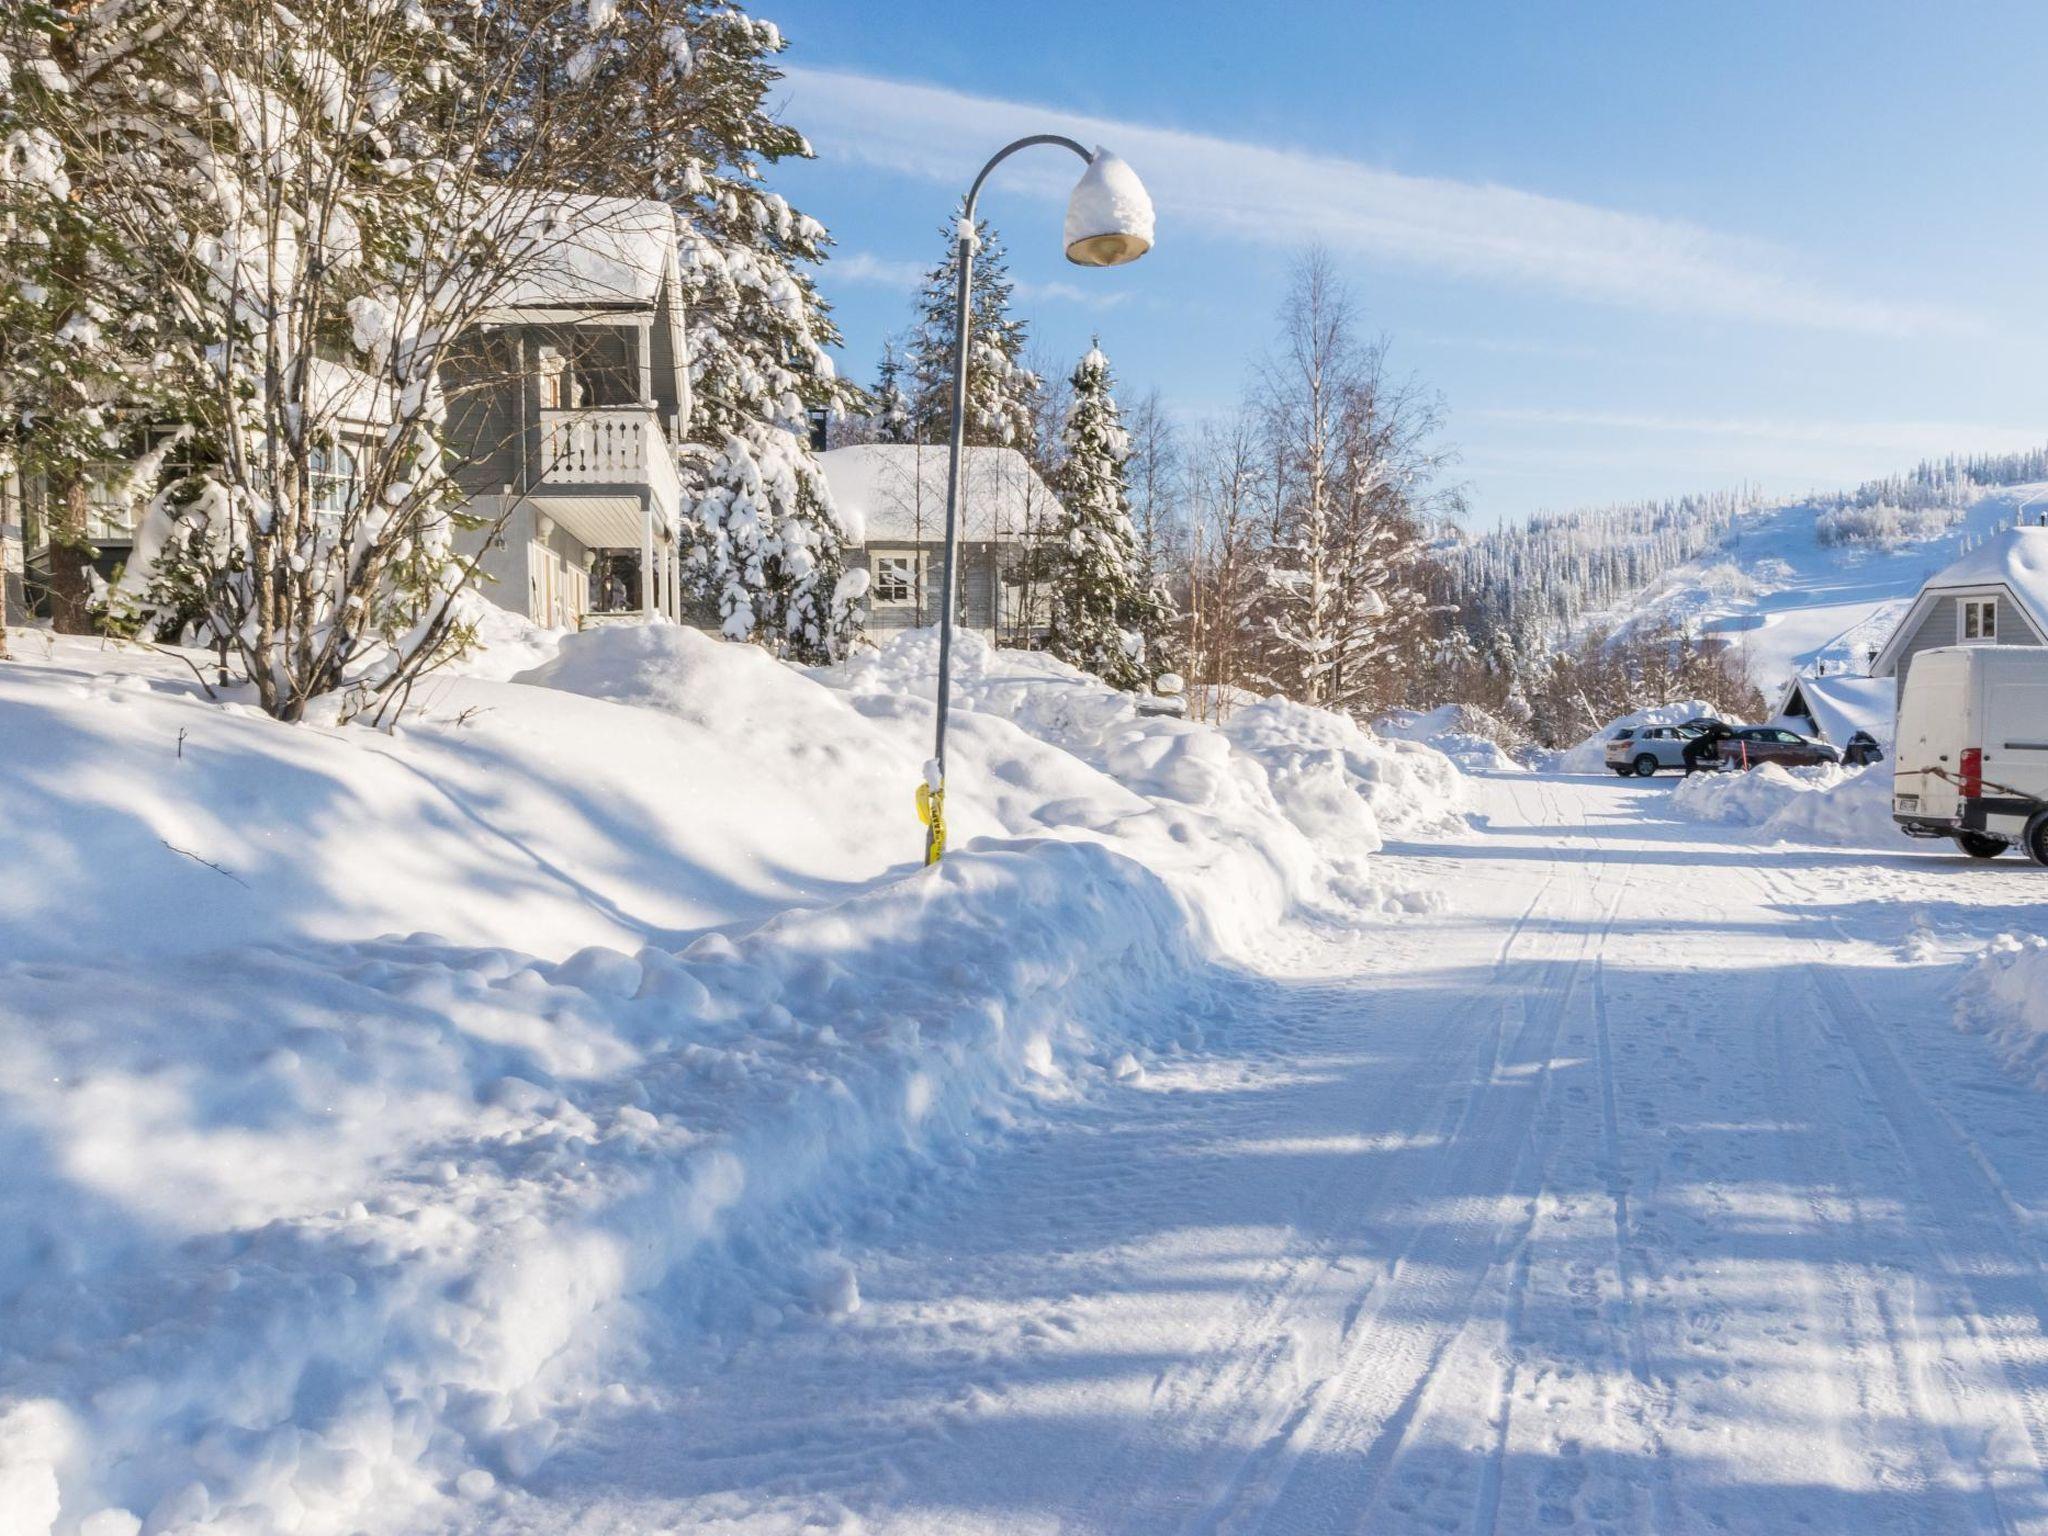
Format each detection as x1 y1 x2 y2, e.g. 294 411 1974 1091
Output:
309 443 359 521
1960 596 1998 644
871 550 922 607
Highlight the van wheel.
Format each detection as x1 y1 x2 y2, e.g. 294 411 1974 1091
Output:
2025 812 2048 868
1955 831 2008 860
1633 754 1658 777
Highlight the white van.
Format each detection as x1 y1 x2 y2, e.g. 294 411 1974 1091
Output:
1892 645 2048 863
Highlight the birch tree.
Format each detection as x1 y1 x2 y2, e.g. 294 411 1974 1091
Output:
5 0 752 718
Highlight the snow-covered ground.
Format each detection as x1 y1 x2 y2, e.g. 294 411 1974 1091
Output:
7 630 2048 1536
0 626 1459 1536
1592 483 2048 693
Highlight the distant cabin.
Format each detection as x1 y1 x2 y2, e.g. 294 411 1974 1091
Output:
1870 525 2048 703
818 443 1061 644
1771 670 1895 746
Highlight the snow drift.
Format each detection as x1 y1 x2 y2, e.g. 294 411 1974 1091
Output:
1666 761 1905 848
1958 933 2048 1090
0 624 1462 1535
1375 704 1525 774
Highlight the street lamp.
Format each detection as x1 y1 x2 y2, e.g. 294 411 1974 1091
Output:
917 138 1155 866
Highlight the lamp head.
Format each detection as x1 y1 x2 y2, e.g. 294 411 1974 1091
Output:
1063 148 1154 267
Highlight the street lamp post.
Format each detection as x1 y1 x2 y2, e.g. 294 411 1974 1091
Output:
919 138 1155 865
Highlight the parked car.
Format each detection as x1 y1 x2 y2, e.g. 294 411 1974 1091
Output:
1604 723 1711 777
1713 726 1840 771
1892 645 2048 864
1842 730 1884 767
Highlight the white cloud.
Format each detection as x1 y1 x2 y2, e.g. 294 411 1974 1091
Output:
831 250 1129 312
1473 407 2045 454
831 251 926 289
784 67 1970 337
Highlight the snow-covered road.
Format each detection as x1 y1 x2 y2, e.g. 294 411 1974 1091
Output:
506 771 2048 1535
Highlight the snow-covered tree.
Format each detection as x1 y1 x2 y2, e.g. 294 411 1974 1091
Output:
1047 344 1162 689
871 337 916 444
8 0 738 719
907 212 1038 449
1254 251 1447 716
0 22 166 636
665 6 861 662
1123 387 1184 672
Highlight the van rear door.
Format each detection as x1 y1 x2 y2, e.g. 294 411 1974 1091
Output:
1981 650 2048 830
1894 648 1974 824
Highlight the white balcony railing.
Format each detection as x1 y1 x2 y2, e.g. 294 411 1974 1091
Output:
537 407 681 523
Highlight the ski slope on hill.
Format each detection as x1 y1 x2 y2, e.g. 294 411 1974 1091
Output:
1591 483 2048 695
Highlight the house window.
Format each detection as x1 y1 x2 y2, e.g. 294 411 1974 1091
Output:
873 552 919 605
1961 598 1998 643
309 445 358 518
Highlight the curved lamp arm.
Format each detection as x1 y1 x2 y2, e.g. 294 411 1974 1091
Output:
963 135 1092 224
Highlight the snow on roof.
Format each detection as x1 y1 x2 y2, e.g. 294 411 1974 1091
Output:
818 444 1061 547
1922 524 2048 601
488 195 680 313
1875 525 2048 672
306 357 394 426
1776 671 1895 745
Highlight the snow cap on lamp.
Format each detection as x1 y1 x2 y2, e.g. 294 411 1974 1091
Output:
1064 148 1154 267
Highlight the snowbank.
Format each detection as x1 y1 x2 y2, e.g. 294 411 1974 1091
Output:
0 625 1464 1534
818 632 1465 928
1666 761 1906 848
1376 704 1526 774
1958 933 2048 1090
1557 700 1718 775
0 838 1205 1536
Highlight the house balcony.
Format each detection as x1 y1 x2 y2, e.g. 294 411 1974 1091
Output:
529 405 691 626
534 406 683 543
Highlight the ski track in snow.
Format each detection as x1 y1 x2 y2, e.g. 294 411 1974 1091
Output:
490 771 2048 1536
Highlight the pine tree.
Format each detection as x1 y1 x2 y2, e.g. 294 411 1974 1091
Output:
872 337 916 444
907 211 1038 449
0 21 164 636
1047 344 1162 689
668 6 862 662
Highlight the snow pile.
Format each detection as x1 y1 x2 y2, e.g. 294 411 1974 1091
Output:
1666 761 1905 848
1958 933 2048 1090
818 631 1466 926
0 839 1202 1536
450 597 566 681
1376 704 1526 774
0 626 1462 1534
1557 700 1718 774
1221 695 1469 842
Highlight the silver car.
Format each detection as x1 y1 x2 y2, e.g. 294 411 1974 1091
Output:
1603 724 1705 777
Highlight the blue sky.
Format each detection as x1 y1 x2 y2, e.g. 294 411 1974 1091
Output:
763 1 2048 529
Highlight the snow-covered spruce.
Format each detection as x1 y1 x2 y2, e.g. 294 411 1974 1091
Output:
663 8 859 662
905 211 1039 450
1045 344 1166 690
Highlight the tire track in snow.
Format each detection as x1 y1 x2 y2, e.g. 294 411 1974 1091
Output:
1066 887 1572 1534
1162 784 1635 1536
1785 911 2048 1498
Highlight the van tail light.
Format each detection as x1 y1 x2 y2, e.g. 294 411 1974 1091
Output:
1959 747 1983 798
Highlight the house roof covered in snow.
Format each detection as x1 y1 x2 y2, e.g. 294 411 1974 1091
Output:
484 195 682 316
819 444 1061 547
1873 525 2048 674
1773 671 1895 745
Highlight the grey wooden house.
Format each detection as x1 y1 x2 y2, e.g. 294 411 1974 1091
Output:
1871 525 2048 701
444 195 694 629
818 444 1061 644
